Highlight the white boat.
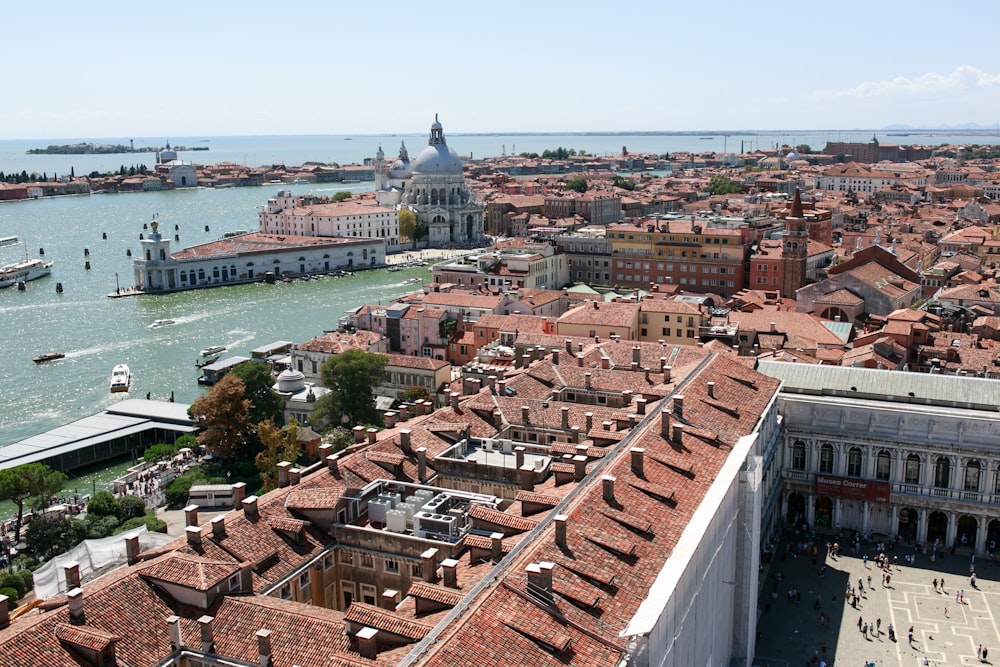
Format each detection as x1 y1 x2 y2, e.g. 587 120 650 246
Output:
200 345 227 357
292 178 310 185
0 238 53 288
109 364 131 393
148 319 176 329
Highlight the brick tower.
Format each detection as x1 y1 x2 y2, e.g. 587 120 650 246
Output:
780 189 808 299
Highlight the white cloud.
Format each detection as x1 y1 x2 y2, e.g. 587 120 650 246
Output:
811 66 1000 100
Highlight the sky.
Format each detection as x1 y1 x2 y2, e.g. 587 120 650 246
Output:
4 0 1000 140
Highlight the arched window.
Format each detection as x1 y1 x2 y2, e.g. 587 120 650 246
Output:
965 460 981 492
791 441 805 470
934 457 951 489
819 444 834 474
847 447 863 477
876 450 891 481
905 454 921 484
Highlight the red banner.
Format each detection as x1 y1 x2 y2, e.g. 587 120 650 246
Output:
814 474 890 503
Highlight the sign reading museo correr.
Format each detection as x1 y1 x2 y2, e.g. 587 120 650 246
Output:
814 474 891 503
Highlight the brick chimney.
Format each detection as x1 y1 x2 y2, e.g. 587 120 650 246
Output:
526 562 554 602
0 594 9 629
490 533 504 562
520 354 531 368
326 454 340 476
600 357 610 370
673 394 684 418
450 391 460 411
256 628 273 667
497 379 507 395
381 589 399 611
577 353 584 367
573 454 587 481
441 558 459 588
289 468 301 485
602 475 616 503
186 525 202 547
399 428 412 452
707 381 715 398
673 423 684 446
353 425 366 443
67 587 85 625
367 428 378 444
570 425 581 443
64 560 81 590
636 397 647 415
277 461 292 487
487 375 497 391
243 495 259 519
519 464 534 491
125 534 140 565
239 561 253 592
356 627 378 660
552 349 560 365
585 412 593 431
514 446 525 469
416 447 427 483
663 365 672 383
184 504 199 527
421 548 439 583
317 443 333 462
585 372 592 389
554 514 568 548
630 447 645 477
661 408 671 438
384 411 397 428
468 377 482 395
198 615 215 653
167 615 183 650
231 481 247 508
211 515 226 538
565 339 573 353
521 405 530 425
561 406 570 429
633 345 641 365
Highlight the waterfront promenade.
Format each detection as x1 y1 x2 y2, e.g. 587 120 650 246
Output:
757 538 1000 666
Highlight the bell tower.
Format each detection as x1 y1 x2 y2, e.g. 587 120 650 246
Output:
780 189 808 299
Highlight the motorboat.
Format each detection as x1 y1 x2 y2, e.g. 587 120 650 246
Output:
149 319 176 328
33 352 66 363
109 364 131 393
0 237 53 289
200 345 227 357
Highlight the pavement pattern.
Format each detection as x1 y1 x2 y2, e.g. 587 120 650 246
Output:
756 538 999 667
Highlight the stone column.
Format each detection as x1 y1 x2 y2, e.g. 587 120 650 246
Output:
977 515 988 556
946 511 958 548
861 501 870 535
834 498 842 530
889 505 898 540
806 493 815 526
917 510 929 544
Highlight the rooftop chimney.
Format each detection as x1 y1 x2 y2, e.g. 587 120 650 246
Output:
585 372 592 389
441 558 459 588
451 391 461 411
602 475 616 503
570 425 581 443
326 454 340 476
497 379 507 395
515 446 525 469
600 356 610 370
565 339 573 352
356 627 378 660
636 397 647 415
277 461 292 487
167 615 183 650
64 561 81 590
673 394 684 418
585 412 593 431
421 548 439 583
577 353 584 367
353 425 366 443
663 365 672 383
526 562 555 602
416 447 427 483
289 468 301 485
381 588 399 611
317 443 333 462
519 464 535 491
561 406 570 429
243 495 259 519
490 532 504 562
632 345 641 364
552 349 560 365
256 628 273 667
67 587 85 625
367 428 378 444
0 594 9 629
239 561 253 593
399 429 412 452
573 455 588 482
384 411 397 429
660 356 668 370
631 447 645 477
707 381 715 398
198 615 215 654
521 405 530 425
661 408 671 438
554 514 568 548
673 423 685 446
487 375 498 391
184 504 199 527
186 525 203 547
211 515 226 539
125 534 140 565
231 481 247 508
769 321 777 333
520 354 531 368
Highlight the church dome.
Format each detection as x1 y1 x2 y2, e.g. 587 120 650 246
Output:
390 158 413 179
413 144 463 175
276 368 306 393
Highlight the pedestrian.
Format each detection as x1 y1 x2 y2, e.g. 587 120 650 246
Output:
858 616 863 631
933 577 938 591
862 622 868 638
908 626 914 645
886 574 891 586
876 618 881 634
978 644 983 659
867 574 872 589
984 646 988 660
863 553 868 567
957 589 962 602
941 577 945 591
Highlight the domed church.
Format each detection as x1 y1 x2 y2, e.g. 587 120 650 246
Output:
373 115 485 246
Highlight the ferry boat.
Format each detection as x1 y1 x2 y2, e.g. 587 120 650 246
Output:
0 237 53 288
148 319 176 329
109 364 131 393
200 345 226 357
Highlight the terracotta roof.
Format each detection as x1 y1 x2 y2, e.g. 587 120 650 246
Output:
139 553 238 591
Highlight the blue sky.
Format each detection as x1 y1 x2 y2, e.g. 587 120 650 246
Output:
5 0 1000 139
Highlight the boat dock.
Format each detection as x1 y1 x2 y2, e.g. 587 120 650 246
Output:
0 399 196 473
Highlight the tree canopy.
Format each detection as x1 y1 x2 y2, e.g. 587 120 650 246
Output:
398 209 426 250
0 463 67 541
564 178 588 193
705 174 742 195
230 361 286 426
255 420 301 492
612 175 636 191
331 191 352 202
311 349 388 429
189 374 254 461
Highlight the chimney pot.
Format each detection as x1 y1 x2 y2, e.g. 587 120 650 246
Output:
519 463 535 491
367 427 378 444
67 587 85 625
231 481 247 508
416 447 428 482
125 534 140 564
356 627 379 660
554 514 568 548
64 560 81 590
243 495 259 519
353 425 366 443
256 628 273 667
490 532 504 562
673 394 684 417
277 461 292 487
631 447 645 477
381 589 399 611
167 615 183 650
198 615 215 654
421 548 439 582
441 558 459 588
601 475 616 503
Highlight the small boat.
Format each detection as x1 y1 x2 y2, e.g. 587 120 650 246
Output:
200 345 226 357
149 319 176 329
33 352 66 363
292 178 310 185
109 364 131 393
403 277 422 284
387 266 403 272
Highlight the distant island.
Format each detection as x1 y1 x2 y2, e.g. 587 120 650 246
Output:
27 142 208 155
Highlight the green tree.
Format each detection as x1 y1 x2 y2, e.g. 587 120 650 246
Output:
119 494 148 521
0 463 67 541
230 361 285 426
143 442 181 462
311 350 388 429
706 174 742 195
564 178 588 193
189 374 253 462
612 175 636 191
403 385 432 403
86 490 120 519
399 209 419 249
254 420 301 492
331 191 352 202
324 427 354 453
25 515 88 560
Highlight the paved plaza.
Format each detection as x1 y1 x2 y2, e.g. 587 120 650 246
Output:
756 537 999 666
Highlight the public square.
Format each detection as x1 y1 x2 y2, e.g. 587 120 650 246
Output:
756 538 999 666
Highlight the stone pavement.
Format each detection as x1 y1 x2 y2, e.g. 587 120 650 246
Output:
756 539 1000 666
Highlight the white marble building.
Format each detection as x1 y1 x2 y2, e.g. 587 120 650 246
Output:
759 361 1000 554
